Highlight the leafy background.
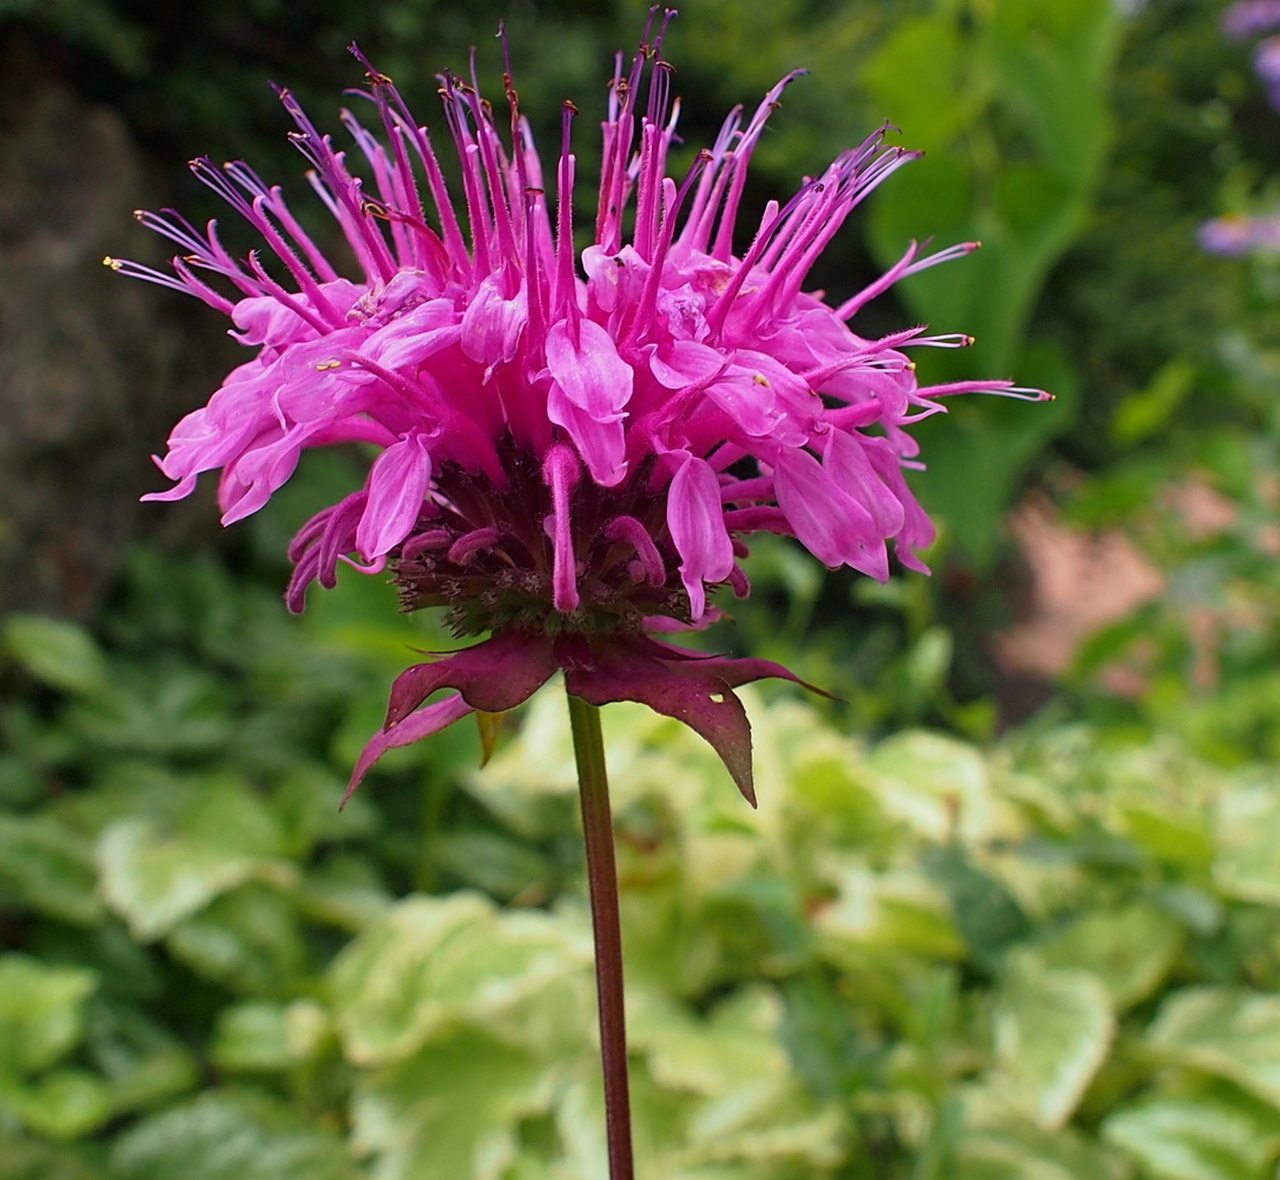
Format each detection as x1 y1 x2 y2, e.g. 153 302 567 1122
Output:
4 0 1280 1176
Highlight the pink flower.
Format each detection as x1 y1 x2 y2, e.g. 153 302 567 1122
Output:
109 14 1043 804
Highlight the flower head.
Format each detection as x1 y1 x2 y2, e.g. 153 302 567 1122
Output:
110 13 1043 804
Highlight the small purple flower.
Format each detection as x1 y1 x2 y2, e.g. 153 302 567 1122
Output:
1256 34 1280 108
110 15 1042 804
1224 0 1280 40
1199 212 1280 255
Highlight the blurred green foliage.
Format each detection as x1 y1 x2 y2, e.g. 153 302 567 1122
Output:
5 0 1280 1176
864 0 1121 569
5 557 1280 1177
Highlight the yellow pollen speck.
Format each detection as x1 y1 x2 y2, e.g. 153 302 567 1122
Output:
315 359 342 371
752 374 771 387
907 361 917 371
103 256 121 269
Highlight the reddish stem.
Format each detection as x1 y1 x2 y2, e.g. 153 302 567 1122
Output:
567 691 634 1180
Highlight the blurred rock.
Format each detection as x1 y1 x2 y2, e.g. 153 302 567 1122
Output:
0 37 221 620
991 492 1164 696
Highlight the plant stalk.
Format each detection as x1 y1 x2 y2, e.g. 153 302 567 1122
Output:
567 691 634 1180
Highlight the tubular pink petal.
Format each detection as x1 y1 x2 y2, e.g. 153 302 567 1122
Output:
355 431 432 560
140 471 201 503
447 526 502 565
460 275 527 369
774 445 888 579
542 443 582 611
545 318 634 420
648 340 725 390
666 453 735 620
546 385 628 487
822 429 905 538
604 515 666 586
317 492 370 586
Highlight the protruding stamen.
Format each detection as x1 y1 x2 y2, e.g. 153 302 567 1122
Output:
553 101 579 327
918 380 1054 402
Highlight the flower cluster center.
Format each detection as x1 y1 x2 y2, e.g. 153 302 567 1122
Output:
392 447 697 638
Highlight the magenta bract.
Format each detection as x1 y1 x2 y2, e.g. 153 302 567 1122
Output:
356 630 828 808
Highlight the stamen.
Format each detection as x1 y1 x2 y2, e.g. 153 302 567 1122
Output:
919 380 1054 402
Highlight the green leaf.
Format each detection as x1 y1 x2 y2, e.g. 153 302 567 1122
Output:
0 955 96 1075
926 846 1032 968
109 1087 356 1180
329 893 592 1068
988 951 1114 1128
861 0 1120 571
211 1000 331 1074
0 1130 103 1180
0 814 103 925
269 764 371 859
905 627 954 705
295 852 394 932
627 987 847 1170
631 986 789 1099
2 615 109 695
0 1069 112 1140
865 731 1003 843
1215 783 1280 905
987 0 1120 178
1110 359 1196 447
957 1119 1128 1180
435 829 556 902
1103 1095 1280 1180
96 818 295 942
815 860 964 964
34 919 164 1002
1034 902 1182 1010
868 156 975 323
1147 988 1280 1106
1114 794 1216 872
166 883 308 994
81 1003 199 1117
64 668 236 757
178 776 293 861
350 1031 555 1180
0 752 45 809
860 14 986 151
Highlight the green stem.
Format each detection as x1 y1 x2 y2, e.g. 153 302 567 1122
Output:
567 691 634 1180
